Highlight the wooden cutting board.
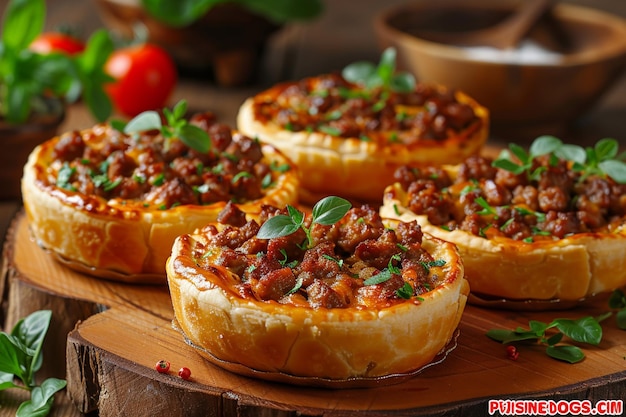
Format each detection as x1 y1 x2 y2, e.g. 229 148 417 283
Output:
2 211 625 417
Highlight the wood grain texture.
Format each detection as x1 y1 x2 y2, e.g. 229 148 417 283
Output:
2 211 625 416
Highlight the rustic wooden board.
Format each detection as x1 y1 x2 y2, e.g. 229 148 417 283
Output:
2 211 626 417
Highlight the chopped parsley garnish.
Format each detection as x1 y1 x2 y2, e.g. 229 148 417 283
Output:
57 163 76 191
396 282 413 299
318 125 342 136
420 259 446 273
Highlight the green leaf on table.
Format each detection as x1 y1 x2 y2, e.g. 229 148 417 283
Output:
0 333 29 381
608 289 626 309
16 378 67 417
617 310 626 330
545 345 585 364
0 371 19 391
553 316 602 345
485 329 538 344
11 310 52 384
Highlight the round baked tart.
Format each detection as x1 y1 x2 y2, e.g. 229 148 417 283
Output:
236 47 489 203
21 104 299 282
166 196 468 387
380 136 626 307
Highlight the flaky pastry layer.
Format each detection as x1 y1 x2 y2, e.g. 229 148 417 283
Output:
381 182 626 302
21 136 299 281
166 221 468 382
237 88 489 203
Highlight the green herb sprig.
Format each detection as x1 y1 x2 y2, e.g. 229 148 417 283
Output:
119 100 211 153
608 289 626 330
487 314 609 363
257 196 351 249
0 310 67 417
492 135 563 182
493 136 626 184
141 0 323 26
0 0 113 123
556 137 626 183
342 47 415 93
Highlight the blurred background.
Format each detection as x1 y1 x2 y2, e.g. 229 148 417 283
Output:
0 0 619 145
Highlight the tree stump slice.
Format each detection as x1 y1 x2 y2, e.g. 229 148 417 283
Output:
2 211 626 417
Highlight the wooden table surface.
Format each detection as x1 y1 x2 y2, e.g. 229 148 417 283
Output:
1 0 626 415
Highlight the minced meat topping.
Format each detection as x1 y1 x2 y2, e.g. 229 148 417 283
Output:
391 154 626 242
45 112 289 210
252 72 483 144
192 202 449 309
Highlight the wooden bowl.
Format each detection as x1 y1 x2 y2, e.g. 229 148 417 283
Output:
374 0 626 139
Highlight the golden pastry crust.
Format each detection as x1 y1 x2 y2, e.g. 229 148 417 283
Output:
166 205 468 383
21 122 299 282
380 165 626 303
237 76 489 203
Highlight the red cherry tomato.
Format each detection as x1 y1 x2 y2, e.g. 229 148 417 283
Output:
30 32 86 55
178 367 191 380
155 360 170 373
105 43 177 118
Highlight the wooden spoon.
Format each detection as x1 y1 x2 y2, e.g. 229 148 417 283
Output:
418 0 556 49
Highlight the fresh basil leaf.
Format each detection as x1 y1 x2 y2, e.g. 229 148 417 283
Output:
528 320 550 336
390 73 416 93
16 383 56 417
595 138 618 161
492 158 524 175
608 289 626 309
341 61 376 85
545 332 563 346
0 371 19 391
376 47 396 86
124 111 162 134
5 77 32 123
1 0 45 51
257 215 299 239
0 334 26 378
616 310 626 330
12 310 51 381
286 205 304 228
172 99 187 120
486 329 539 344
82 82 113 123
555 144 586 164
141 0 215 27
599 159 626 184
554 316 602 345
311 196 351 225
509 143 530 164
79 29 114 73
238 0 324 23
545 345 585 363
178 124 211 153
12 310 49 353
529 135 563 158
